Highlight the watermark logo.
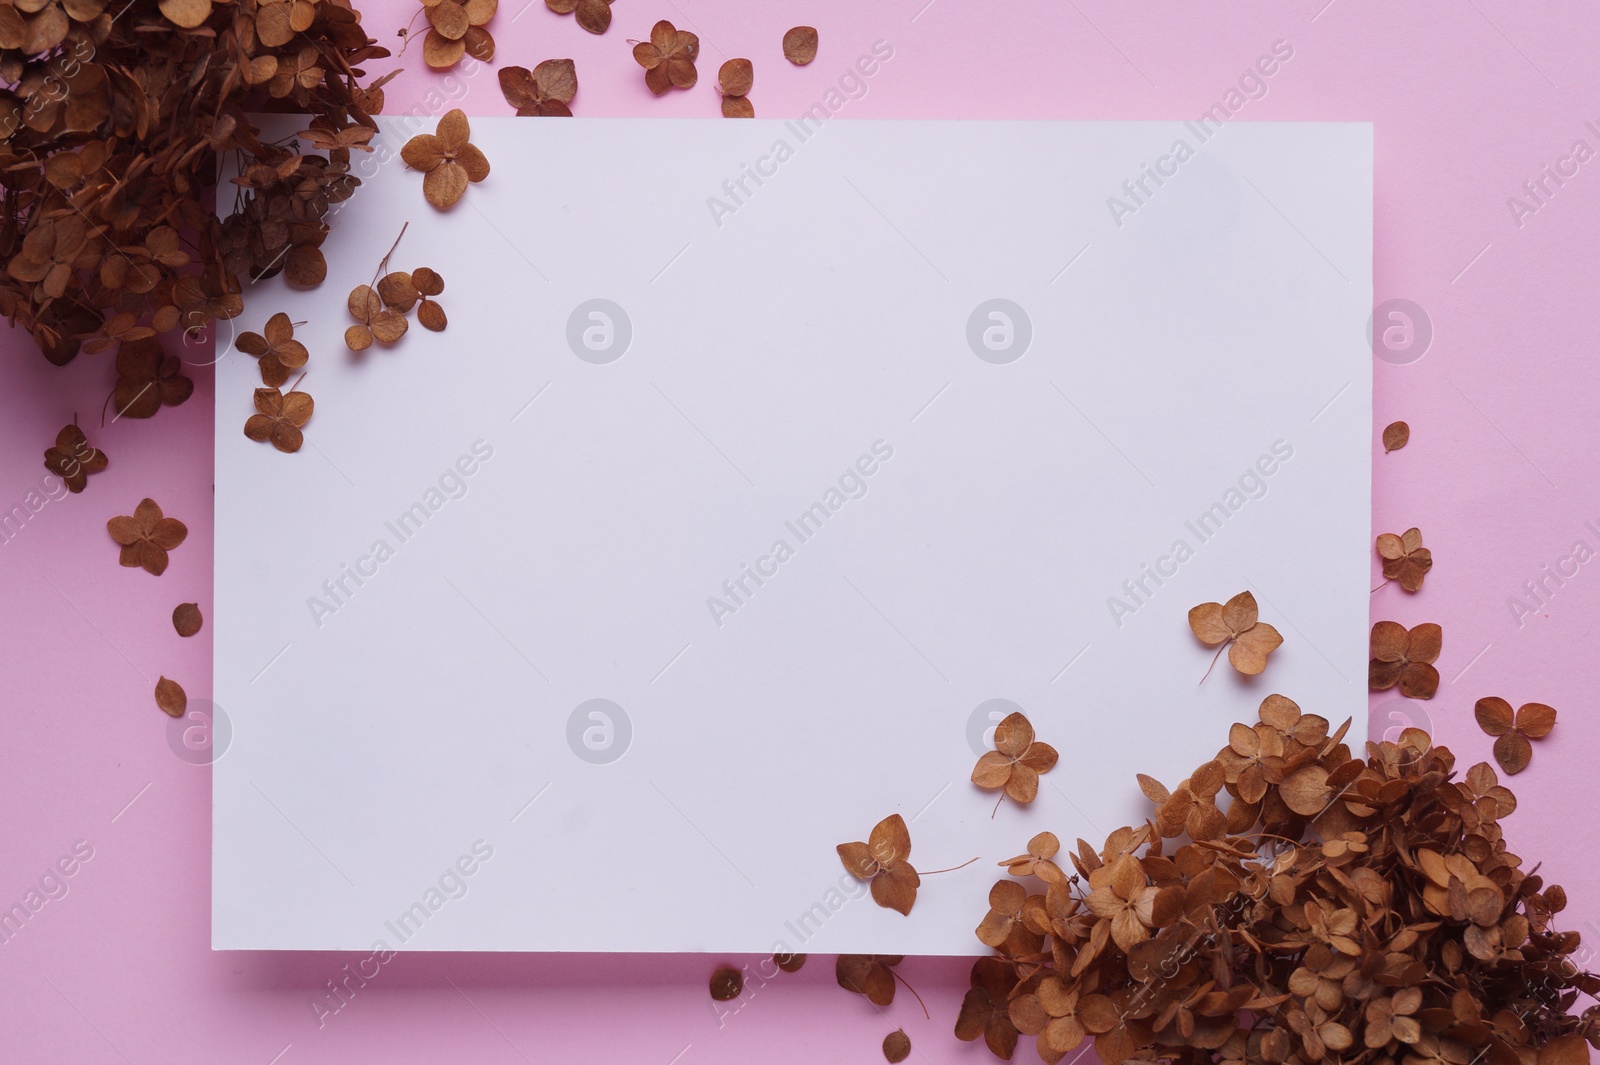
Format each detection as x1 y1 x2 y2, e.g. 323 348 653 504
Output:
566 299 632 364
1368 298 1432 366
1374 697 1433 743
966 299 1032 364
967 698 1023 756
567 698 632 764
166 698 232 765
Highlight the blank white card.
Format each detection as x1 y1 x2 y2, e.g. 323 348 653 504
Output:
213 119 1372 953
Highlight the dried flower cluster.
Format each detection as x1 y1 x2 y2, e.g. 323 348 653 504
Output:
953 697 1599 1064
2 0 388 365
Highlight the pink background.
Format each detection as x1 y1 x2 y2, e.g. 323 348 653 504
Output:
4 1 1598 1060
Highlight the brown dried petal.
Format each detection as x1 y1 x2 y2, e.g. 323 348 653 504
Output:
173 602 203 637
882 1030 910 1063
1383 421 1410 452
155 676 187 717
708 966 742 1001
783 25 817 65
718 58 753 97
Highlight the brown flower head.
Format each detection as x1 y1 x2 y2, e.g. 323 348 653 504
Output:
401 109 489 208
1473 698 1555 775
837 813 919 915
112 336 194 420
107 498 188 575
1083 853 1180 952
1377 527 1432 592
1368 621 1441 699
237 312 309 387
545 0 610 34
244 385 314 454
1188 590 1282 678
500 59 577 116
43 423 107 492
972 710 1058 807
632 19 699 95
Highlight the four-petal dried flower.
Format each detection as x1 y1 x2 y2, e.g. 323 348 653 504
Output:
43 423 107 493
401 109 490 208
500 59 577 116
244 385 314 454
237 312 309 387
1377 527 1432 592
1368 621 1442 698
632 19 699 94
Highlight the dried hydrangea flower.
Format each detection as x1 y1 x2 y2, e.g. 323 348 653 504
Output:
1376 527 1432 592
1368 621 1441 698
112 337 193 420
1474 697 1556 774
237 313 309 387
971 710 1058 810
107 498 188 575
632 19 698 95
545 0 610 34
401 109 490 208
244 384 314 454
43 423 107 493
500 59 577 116
1188 590 1282 678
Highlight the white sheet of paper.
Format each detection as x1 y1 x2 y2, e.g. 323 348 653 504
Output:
213 117 1371 953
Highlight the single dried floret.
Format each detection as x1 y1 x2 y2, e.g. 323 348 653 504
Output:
1474 697 1555 775
632 19 698 95
411 267 447 331
1376 527 1432 592
237 312 309 387
1188 590 1282 678
1368 621 1441 698
244 385 314 453
401 109 490 208
43 423 106 492
545 0 610 34
345 285 409 349
837 813 920 915
954 957 1020 1060
972 711 1058 808
111 337 193 420
499 59 577 116
107 498 187 575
